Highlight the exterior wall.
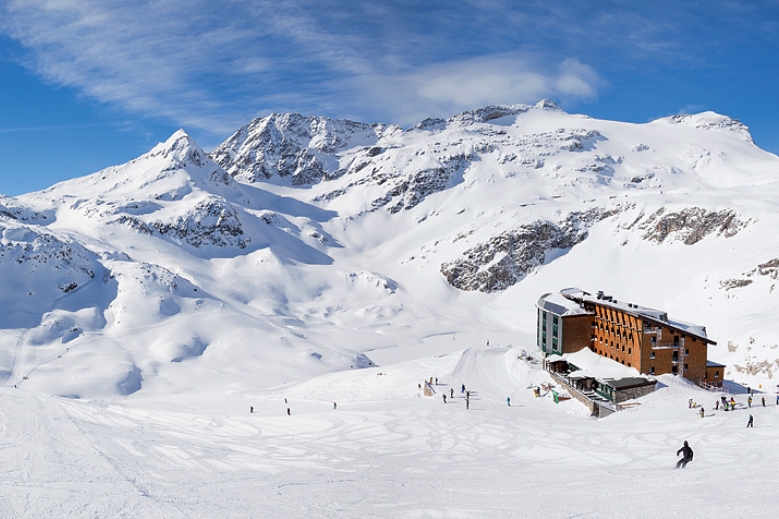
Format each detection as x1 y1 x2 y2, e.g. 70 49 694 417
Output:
639 321 709 381
613 383 657 403
559 314 593 354
583 299 712 382
705 365 725 387
537 308 592 355
586 303 643 370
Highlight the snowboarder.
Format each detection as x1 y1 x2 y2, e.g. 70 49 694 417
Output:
507 397 511 407
747 414 754 428
676 441 693 469
443 394 447 404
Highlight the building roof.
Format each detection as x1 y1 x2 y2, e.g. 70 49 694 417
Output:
536 291 592 317
550 348 656 389
559 287 715 345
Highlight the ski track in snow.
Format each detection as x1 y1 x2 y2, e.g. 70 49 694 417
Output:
1 347 778 518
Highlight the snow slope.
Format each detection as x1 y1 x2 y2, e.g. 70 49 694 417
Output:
1 345 777 518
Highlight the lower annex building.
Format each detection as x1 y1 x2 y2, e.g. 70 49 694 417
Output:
537 288 724 387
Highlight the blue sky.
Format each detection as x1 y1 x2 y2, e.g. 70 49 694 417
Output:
1 0 778 195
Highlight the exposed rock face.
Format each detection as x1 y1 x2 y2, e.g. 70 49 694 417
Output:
719 258 779 291
441 209 612 292
640 207 746 244
113 198 248 249
0 225 103 297
210 113 398 185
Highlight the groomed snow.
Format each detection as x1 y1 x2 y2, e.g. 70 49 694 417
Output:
1 344 777 518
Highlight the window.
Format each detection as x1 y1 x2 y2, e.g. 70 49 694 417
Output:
650 352 656 359
650 367 655 375
684 364 689 371
715 370 720 378
685 349 689 356
628 348 632 355
651 337 656 345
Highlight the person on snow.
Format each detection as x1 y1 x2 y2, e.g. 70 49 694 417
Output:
676 441 693 469
250 406 254 413
730 397 736 408
450 388 454 399
333 402 337 410
688 398 693 409
461 384 466 394
715 400 719 410
443 394 447 404
762 396 766 407
748 396 753 408
747 414 754 428
699 407 705 418
507 397 511 407
287 407 291 416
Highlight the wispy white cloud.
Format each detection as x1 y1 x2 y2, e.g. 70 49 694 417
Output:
4 0 734 136
346 55 602 126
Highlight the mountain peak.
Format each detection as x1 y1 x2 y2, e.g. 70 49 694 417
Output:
651 111 754 143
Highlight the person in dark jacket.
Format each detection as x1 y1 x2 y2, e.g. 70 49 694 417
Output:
676 441 693 468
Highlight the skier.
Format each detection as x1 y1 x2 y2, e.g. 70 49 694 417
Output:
748 396 753 408
688 398 693 409
762 396 766 407
699 407 704 418
287 407 291 416
450 388 454 399
333 402 337 410
676 441 693 469
730 397 736 408
250 406 254 413
747 414 754 428
715 400 719 410
507 397 511 407
443 394 447 404
461 384 466 394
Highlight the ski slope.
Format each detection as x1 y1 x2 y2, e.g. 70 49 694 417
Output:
2 344 778 518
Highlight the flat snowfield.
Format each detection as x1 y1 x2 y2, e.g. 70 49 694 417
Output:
1 346 776 518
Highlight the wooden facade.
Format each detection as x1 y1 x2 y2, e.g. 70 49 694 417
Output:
537 289 719 385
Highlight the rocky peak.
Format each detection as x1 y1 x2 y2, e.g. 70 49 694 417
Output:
209 112 399 185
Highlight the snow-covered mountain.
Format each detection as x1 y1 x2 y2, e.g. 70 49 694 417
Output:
3 99 779 398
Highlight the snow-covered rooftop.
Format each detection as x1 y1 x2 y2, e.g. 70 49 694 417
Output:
537 291 590 316
559 288 712 343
